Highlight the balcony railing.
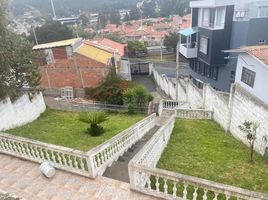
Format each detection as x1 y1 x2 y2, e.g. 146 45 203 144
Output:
180 43 198 58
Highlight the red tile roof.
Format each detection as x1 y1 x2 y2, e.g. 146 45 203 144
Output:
245 45 268 65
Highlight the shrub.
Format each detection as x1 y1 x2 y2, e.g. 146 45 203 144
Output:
79 112 108 136
123 85 152 113
85 70 132 105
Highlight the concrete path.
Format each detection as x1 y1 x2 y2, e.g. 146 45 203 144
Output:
131 75 169 104
0 154 159 200
103 126 160 183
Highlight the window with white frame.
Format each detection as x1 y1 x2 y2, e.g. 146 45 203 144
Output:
198 7 226 29
200 37 208 55
215 7 226 29
259 6 268 17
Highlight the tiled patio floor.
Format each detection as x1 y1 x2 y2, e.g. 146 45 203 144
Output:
0 153 159 200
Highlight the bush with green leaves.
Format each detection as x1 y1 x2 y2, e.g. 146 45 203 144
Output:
123 85 153 113
85 69 132 105
79 112 108 136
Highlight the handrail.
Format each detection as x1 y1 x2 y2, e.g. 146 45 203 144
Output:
0 133 90 177
87 114 156 178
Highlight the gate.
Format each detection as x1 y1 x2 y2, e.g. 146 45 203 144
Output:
130 62 150 75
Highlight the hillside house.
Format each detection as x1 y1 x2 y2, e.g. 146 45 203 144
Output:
33 38 115 98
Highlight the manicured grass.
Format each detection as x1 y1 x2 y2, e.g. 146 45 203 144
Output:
8 109 145 152
157 119 268 193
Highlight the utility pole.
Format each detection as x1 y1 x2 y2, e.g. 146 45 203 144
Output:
32 27 38 45
160 38 163 61
50 0 57 20
175 39 180 101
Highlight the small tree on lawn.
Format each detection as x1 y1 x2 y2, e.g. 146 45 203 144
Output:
238 120 259 162
79 112 108 136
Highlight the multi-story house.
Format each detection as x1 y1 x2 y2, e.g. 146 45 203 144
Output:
179 0 268 91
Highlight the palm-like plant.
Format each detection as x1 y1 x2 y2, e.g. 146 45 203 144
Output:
79 112 108 136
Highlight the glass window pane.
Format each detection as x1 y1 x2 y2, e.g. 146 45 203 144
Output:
259 6 268 17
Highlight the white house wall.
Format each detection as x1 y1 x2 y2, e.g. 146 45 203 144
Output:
235 53 268 104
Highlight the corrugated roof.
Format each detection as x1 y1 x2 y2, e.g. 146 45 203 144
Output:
179 27 198 37
76 43 113 65
33 38 82 50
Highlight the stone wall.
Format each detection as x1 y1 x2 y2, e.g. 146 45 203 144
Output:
204 85 230 131
151 67 186 101
152 66 268 155
0 93 46 131
187 81 203 109
228 85 268 155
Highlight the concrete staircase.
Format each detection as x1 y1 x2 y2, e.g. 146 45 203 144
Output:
103 126 160 183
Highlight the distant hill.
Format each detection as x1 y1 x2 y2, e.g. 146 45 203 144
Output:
10 0 141 17
10 0 191 20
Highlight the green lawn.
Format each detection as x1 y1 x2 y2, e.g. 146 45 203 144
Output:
8 109 145 152
157 119 268 193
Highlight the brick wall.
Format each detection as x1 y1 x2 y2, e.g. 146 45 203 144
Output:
40 53 110 94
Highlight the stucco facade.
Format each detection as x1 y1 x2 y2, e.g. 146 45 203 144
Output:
235 52 268 104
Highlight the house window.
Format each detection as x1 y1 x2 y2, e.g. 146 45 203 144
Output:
241 67 255 88
200 37 208 55
212 66 218 80
215 7 226 29
206 65 211 78
201 63 205 75
259 6 268 17
202 8 210 27
198 7 226 29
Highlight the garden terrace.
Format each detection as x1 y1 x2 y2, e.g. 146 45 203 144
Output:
157 119 268 194
7 109 145 151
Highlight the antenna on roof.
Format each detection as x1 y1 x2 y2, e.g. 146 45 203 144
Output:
50 0 57 20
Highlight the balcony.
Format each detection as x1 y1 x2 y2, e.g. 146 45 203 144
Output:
179 27 199 59
180 43 198 58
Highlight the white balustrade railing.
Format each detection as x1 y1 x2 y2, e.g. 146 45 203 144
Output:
0 133 90 177
129 164 268 200
163 100 188 110
87 114 156 178
129 115 175 189
158 99 163 116
176 108 213 119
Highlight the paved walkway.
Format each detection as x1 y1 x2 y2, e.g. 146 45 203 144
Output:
0 154 159 200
